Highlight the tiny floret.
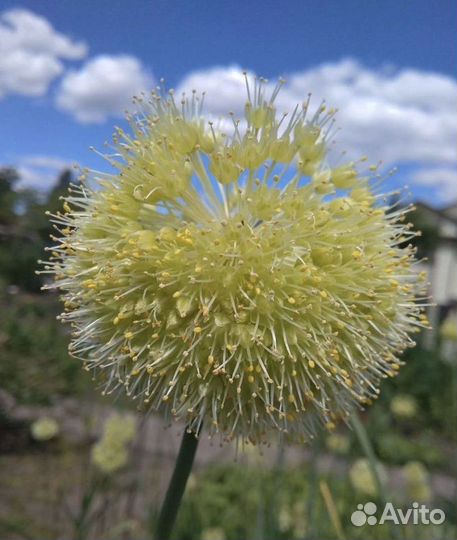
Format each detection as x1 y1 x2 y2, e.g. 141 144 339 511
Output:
42 76 428 444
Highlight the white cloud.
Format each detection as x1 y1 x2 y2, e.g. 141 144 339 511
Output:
177 60 457 203
56 55 154 123
412 167 457 201
22 155 72 170
178 61 457 164
178 66 253 115
284 59 457 165
0 8 87 98
16 155 76 191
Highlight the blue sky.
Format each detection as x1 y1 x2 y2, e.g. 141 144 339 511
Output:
0 0 456 205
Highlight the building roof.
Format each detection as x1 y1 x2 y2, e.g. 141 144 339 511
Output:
414 201 457 225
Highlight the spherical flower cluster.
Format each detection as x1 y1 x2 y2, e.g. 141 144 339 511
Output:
43 75 428 444
91 413 136 474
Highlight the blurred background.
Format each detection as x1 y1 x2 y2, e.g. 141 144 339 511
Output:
0 1 456 539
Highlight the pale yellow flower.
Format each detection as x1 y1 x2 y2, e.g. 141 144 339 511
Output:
201 527 226 540
102 413 136 444
43 76 427 444
91 442 129 474
91 413 136 474
390 394 418 420
349 458 386 496
278 505 292 532
31 417 59 441
440 313 457 342
403 461 431 502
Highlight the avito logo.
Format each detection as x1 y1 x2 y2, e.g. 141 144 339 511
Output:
351 502 445 527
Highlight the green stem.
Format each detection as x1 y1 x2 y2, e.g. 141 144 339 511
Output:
155 427 200 540
74 476 101 540
350 413 385 498
350 412 403 540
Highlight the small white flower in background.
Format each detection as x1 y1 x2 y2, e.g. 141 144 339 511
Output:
349 458 386 497
30 417 59 441
390 394 418 420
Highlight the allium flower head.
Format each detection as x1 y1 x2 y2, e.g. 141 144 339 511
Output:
43 75 428 444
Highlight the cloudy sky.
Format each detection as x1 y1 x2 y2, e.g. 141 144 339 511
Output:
0 0 456 206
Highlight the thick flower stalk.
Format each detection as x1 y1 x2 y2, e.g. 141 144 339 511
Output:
42 76 429 444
